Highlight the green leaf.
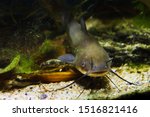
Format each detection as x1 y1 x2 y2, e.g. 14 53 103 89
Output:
0 55 20 74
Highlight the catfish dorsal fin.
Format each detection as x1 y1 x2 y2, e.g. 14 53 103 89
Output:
80 17 88 34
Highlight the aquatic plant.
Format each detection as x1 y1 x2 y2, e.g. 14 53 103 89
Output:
15 55 35 74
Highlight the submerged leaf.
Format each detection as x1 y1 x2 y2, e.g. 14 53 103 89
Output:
0 55 20 74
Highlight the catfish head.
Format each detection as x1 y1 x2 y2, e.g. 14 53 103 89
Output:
74 41 111 77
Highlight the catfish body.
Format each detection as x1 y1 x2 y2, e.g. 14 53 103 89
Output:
59 20 111 77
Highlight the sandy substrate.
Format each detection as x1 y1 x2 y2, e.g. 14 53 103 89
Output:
0 65 149 100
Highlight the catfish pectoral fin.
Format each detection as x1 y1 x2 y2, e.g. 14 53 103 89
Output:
58 54 75 63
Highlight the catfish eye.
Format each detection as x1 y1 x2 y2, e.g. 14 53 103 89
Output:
104 65 107 68
81 61 86 67
103 63 108 69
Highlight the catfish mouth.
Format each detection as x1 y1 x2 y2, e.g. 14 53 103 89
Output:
88 71 108 77
76 67 109 77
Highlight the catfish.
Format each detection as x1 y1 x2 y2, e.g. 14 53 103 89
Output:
58 18 137 86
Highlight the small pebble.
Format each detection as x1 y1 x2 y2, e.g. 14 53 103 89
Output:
40 94 48 100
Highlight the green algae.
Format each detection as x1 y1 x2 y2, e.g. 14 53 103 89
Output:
38 40 54 55
133 15 150 28
15 55 35 74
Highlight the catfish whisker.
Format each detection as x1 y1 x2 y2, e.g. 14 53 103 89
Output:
110 69 138 85
51 74 88 92
53 81 76 92
76 89 85 99
105 75 120 92
106 58 113 64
